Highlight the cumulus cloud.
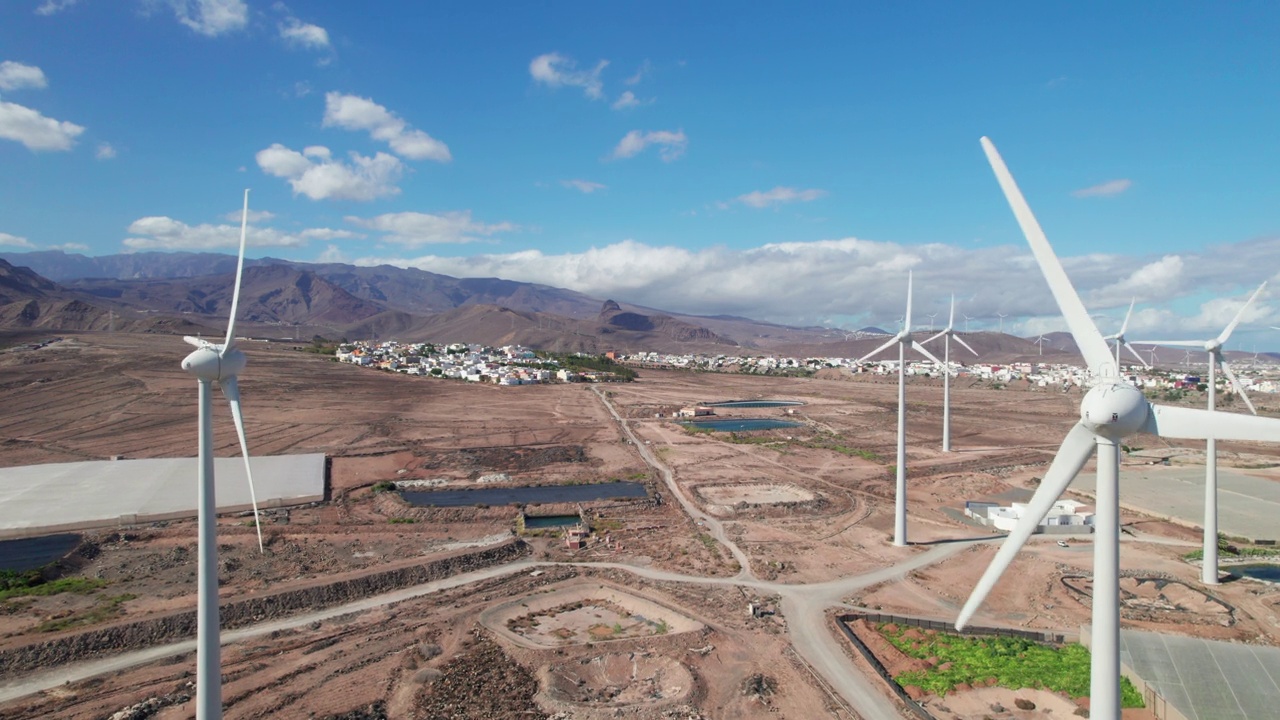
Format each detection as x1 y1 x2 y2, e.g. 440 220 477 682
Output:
343 233 1280 331
610 129 686 162
48 242 89 252
624 60 650 86
561 179 606 194
0 232 36 249
122 215 349 250
0 61 48 91
529 52 608 100
1072 179 1132 198
345 211 517 247
279 17 330 49
35 0 80 15
732 186 828 209
256 142 404 201
322 92 451 162
95 142 116 160
611 91 640 110
164 0 248 37
0 99 85 151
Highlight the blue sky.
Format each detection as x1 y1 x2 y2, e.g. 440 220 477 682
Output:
2 1 1279 346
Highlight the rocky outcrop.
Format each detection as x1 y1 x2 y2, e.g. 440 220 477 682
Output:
0 540 527 675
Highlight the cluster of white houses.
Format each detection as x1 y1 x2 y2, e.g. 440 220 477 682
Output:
334 341 625 385
964 499 1095 534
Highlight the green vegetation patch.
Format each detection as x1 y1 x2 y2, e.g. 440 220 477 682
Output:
35 593 136 633
1182 534 1280 561
879 624 1144 708
0 571 106 602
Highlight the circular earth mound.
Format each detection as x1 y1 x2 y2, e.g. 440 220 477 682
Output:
545 652 692 706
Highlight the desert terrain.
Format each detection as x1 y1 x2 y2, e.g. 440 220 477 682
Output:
1 331 1278 719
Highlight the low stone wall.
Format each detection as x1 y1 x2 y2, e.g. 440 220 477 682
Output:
0 539 528 675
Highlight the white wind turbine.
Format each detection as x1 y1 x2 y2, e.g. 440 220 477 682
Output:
1131 281 1266 585
1033 335 1048 355
1102 299 1149 369
180 190 265 720
957 138 1280 720
996 312 1007 334
858 271 944 546
923 295 979 452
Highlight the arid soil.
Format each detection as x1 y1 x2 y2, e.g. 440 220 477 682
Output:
1 332 1279 719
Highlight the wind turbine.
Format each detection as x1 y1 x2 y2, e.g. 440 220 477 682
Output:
996 312 1007 334
923 295 979 452
1033 335 1048 355
957 138 1280 720
963 313 973 333
180 190 265 720
1102 299 1148 369
858 271 944 545
926 312 938 332
1131 281 1265 585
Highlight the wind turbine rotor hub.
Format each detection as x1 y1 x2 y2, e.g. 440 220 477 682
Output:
1080 383 1148 440
181 346 247 383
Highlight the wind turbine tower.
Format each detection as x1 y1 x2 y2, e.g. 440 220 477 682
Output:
180 190 265 720
958 138 1280 720
923 296 978 452
1132 281 1266 584
858 272 943 545
996 312 1007 334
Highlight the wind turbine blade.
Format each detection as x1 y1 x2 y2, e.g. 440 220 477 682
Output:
1122 341 1149 368
223 189 251 352
1144 404 1280 441
911 340 944 366
1215 281 1266 346
948 295 956 331
956 422 1095 629
221 376 264 554
1131 340 1201 348
954 334 980 357
1118 298 1135 336
979 138 1113 374
904 271 914 332
859 335 901 364
184 335 211 349
923 329 947 345
1217 357 1257 415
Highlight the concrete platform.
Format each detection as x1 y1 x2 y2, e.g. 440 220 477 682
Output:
1069 465 1280 542
0 454 325 539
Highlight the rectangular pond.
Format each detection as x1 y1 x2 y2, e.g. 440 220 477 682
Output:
523 514 582 529
703 400 804 408
681 418 802 432
402 482 647 507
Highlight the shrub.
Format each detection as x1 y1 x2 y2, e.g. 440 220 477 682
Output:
371 481 397 493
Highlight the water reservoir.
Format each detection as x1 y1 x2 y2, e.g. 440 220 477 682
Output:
704 400 804 408
681 418 802 432
1230 564 1280 582
523 514 582 529
0 533 81 572
403 482 647 507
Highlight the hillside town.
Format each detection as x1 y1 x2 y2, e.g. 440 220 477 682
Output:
334 341 628 385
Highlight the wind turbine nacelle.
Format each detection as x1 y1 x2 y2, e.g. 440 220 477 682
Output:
1080 383 1149 440
182 346 247 383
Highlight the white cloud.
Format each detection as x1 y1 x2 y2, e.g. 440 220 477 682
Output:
0 61 48 91
95 142 116 160
322 92 451 162
624 60 650 86
529 52 608 100
0 99 84 151
222 208 276 223
163 0 247 36
279 17 330 49
122 216 349 250
317 244 347 263
344 233 1280 331
561 179 606 194
611 91 640 110
345 211 517 247
256 143 404 201
0 232 36 249
35 0 80 15
1072 179 1132 198
732 186 828 209
298 227 362 240
610 129 686 162
48 242 89 252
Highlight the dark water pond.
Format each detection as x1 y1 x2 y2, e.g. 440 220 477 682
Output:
402 482 647 507
704 400 804 408
1231 563 1280 582
681 418 803 432
0 533 82 572
523 514 582 529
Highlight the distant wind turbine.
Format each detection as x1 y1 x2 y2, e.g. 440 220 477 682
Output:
858 271 944 546
1033 335 1048 355
1102 299 1148 369
996 312 1007 334
923 295 979 452
963 313 973 333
